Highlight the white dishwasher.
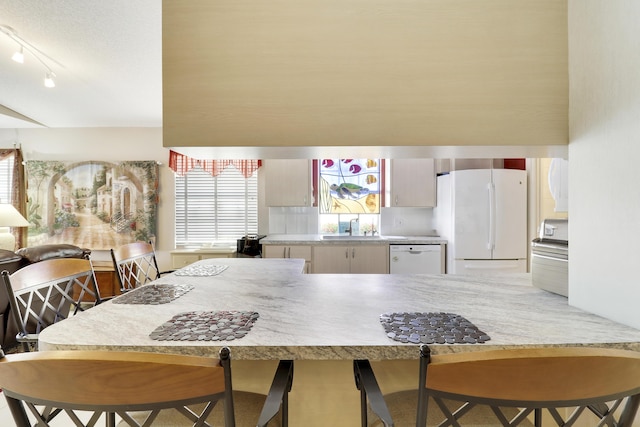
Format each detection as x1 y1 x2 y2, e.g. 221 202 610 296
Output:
389 244 443 274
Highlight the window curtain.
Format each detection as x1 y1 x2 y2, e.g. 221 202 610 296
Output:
0 148 27 249
169 150 261 178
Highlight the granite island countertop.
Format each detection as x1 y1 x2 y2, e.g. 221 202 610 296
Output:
38 258 640 360
261 233 447 245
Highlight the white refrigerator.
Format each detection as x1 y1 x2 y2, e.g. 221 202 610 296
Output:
435 169 528 275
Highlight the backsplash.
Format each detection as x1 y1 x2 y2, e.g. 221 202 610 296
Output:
380 207 437 236
268 207 319 234
267 206 437 236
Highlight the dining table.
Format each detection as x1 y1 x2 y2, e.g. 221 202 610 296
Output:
38 257 640 426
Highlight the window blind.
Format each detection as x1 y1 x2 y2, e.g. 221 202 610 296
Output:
0 155 14 204
175 165 258 246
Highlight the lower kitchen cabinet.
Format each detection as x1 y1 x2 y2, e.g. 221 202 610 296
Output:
171 249 237 269
313 245 389 274
263 245 312 274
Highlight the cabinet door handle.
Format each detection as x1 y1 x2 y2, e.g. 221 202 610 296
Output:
283 247 287 258
345 249 349 259
352 248 356 258
288 247 291 258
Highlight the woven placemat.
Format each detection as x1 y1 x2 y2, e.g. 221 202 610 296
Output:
149 310 259 341
380 312 490 344
112 284 194 305
174 264 229 276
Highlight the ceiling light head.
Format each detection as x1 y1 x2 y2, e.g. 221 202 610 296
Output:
2 24 58 88
44 72 55 88
12 46 24 63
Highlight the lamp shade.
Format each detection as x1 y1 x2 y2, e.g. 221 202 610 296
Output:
0 204 29 227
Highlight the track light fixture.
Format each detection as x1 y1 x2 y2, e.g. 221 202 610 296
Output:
44 72 56 88
0 24 57 88
11 46 24 63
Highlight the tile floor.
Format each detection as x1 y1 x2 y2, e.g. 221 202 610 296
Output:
0 392 14 426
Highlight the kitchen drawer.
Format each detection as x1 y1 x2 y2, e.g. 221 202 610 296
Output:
531 253 568 297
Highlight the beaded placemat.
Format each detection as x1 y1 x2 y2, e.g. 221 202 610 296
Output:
112 284 194 305
149 310 259 341
380 312 490 344
174 264 229 277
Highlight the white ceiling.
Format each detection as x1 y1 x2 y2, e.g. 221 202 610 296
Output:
0 0 161 129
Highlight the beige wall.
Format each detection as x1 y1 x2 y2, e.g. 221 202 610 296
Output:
569 0 640 328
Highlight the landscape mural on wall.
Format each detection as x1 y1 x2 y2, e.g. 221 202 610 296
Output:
25 160 158 250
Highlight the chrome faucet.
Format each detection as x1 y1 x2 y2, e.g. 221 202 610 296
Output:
346 218 359 236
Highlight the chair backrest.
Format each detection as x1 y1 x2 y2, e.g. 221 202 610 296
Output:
417 345 640 426
110 241 161 292
1 258 102 352
0 347 236 427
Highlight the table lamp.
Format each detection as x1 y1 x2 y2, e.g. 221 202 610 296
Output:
0 204 30 251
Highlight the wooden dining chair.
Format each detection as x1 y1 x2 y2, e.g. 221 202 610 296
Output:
0 257 103 352
354 345 640 427
0 347 294 427
110 241 169 292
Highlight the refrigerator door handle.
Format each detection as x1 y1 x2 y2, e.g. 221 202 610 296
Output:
488 182 496 251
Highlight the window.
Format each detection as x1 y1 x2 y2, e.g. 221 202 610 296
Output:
0 155 15 204
175 165 258 247
318 158 383 235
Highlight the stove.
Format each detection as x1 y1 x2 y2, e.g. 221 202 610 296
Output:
531 219 568 297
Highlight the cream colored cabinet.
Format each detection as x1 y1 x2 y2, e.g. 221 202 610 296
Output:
171 250 236 269
313 245 389 274
390 159 436 207
264 159 312 206
263 244 312 274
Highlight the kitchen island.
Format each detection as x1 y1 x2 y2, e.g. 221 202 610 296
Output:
38 258 640 426
38 257 640 357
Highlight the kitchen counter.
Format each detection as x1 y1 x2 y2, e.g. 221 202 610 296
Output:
261 233 447 245
39 258 640 359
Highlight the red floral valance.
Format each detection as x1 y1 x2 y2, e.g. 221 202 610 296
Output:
169 150 262 178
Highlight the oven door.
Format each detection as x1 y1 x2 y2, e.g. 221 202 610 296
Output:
531 239 568 297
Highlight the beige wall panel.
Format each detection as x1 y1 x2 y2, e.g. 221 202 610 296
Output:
163 0 568 148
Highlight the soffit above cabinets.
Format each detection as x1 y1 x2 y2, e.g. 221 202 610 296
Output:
163 0 568 155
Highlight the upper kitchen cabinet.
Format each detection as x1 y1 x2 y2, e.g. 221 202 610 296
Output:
390 159 436 207
264 159 312 206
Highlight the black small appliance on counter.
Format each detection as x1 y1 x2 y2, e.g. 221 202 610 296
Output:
236 235 266 258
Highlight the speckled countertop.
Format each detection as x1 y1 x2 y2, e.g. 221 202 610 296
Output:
38 258 640 360
261 233 447 245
